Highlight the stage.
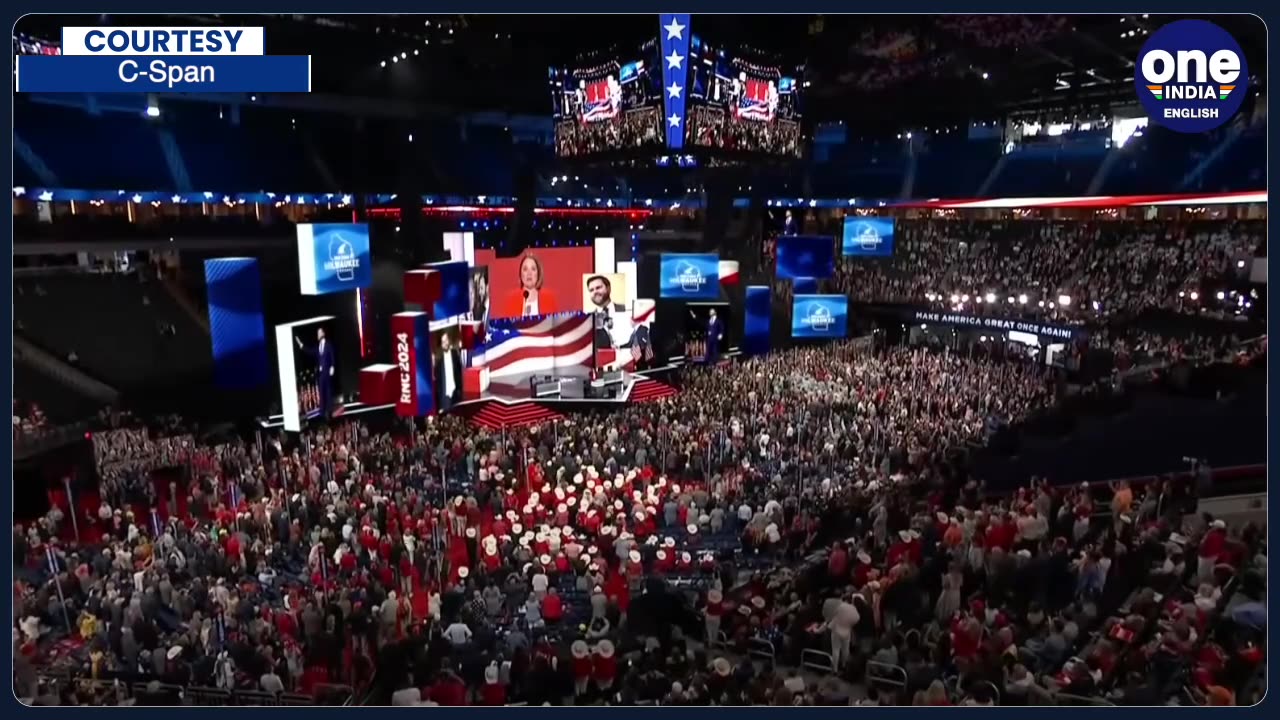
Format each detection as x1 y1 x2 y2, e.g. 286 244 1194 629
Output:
257 366 682 430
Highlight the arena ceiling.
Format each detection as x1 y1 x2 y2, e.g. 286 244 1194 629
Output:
17 14 1266 128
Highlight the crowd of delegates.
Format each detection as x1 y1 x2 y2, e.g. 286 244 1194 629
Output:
554 109 663 157
934 15 1071 48
13 400 50 441
829 219 1262 323
13 342 1263 706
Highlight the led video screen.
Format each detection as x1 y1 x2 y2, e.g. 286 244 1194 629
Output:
659 253 720 299
551 41 665 157
776 235 835 280
475 247 594 320
791 294 849 339
842 217 895 257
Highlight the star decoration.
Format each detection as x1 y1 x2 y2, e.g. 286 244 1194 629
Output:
663 18 685 40
668 114 682 128
665 50 684 70
667 82 683 99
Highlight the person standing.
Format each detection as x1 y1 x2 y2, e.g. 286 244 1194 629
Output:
295 327 335 419
706 308 724 364
435 331 463 412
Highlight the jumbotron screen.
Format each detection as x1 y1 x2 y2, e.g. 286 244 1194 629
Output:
685 36 804 158
551 40 665 158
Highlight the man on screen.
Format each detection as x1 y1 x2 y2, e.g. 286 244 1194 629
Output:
435 331 464 412
500 254 559 318
295 327 335 419
586 275 626 313
706 308 724 364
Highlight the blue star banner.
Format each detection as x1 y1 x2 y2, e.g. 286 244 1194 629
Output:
659 14 690 150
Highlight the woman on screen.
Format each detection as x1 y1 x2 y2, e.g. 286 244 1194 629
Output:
501 254 558 317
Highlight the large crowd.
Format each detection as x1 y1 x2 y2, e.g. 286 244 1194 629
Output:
829 219 1261 323
13 338 1265 706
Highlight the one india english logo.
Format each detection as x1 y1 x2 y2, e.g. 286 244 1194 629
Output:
1135 19 1248 133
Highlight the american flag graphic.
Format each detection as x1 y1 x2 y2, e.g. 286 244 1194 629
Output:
472 313 595 379
736 78 777 122
581 78 620 123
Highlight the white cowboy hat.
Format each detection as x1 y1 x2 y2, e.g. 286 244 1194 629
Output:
681 552 692 564
166 646 183 660
664 537 676 547
555 488 566 501
1211 519 1226 529
596 639 615 658
573 473 584 485
535 532 547 543
707 589 723 604
628 550 642 564
484 544 498 556
687 524 698 535
567 497 577 507
571 640 589 659
632 490 643 501
453 496 465 507
457 566 470 579
671 484 681 494
656 549 668 561
518 536 530 548
856 551 872 564
512 523 523 535
539 554 552 566
750 596 766 609
465 527 477 538
634 511 645 521
484 663 499 684
646 536 659 546
898 530 912 542
713 657 732 676
699 514 710 525
613 500 624 511
936 512 950 524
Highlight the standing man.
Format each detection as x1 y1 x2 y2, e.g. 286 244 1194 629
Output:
435 331 464 412
706 308 724 364
296 327 335 419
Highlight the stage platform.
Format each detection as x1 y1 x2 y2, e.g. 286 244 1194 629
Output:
258 368 680 430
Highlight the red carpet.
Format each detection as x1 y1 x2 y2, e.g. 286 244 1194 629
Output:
453 400 565 430
629 378 679 403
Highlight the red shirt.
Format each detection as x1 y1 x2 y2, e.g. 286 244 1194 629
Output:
572 655 593 678
542 593 563 622
427 678 468 706
480 682 506 706
593 654 617 682
828 547 848 578
1199 528 1226 559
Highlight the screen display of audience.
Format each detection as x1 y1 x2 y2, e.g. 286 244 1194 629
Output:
791 294 848 338
551 42 665 158
685 38 803 158
475 247 594 320
842 217 895 257
775 235 835 280
659 253 720 299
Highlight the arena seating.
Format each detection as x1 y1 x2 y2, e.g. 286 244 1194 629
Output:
14 273 212 390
